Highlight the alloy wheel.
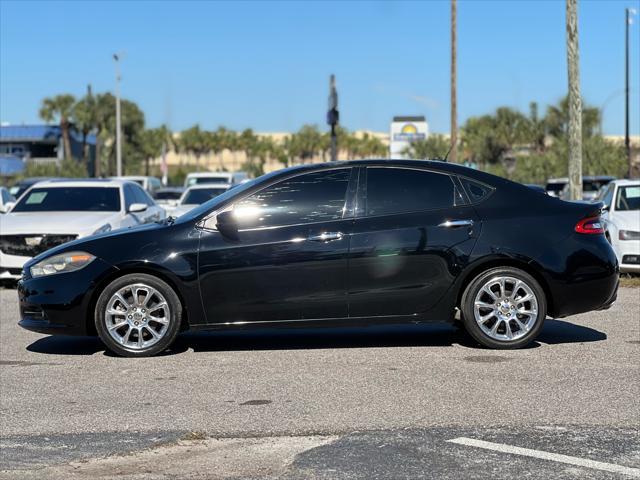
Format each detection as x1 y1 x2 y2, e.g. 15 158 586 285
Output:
473 276 539 342
104 283 171 350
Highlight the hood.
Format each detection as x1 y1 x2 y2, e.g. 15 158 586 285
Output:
0 211 120 236
610 210 640 231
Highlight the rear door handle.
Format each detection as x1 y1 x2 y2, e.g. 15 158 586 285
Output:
308 232 344 242
438 219 474 228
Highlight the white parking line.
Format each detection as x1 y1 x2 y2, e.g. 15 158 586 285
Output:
447 437 640 478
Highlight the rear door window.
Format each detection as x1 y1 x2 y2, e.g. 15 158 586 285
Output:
365 167 456 216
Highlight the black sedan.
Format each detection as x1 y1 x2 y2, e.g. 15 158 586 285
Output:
17 160 618 357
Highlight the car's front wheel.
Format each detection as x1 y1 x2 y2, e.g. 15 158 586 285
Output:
95 273 182 357
460 267 547 349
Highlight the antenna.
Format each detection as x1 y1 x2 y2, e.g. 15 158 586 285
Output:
441 143 454 162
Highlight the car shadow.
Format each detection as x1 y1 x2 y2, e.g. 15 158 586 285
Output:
25 319 606 357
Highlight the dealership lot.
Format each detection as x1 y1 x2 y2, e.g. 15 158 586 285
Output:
0 287 638 479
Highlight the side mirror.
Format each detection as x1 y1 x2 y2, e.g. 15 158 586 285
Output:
0 202 14 213
128 203 148 214
601 204 610 212
215 210 239 240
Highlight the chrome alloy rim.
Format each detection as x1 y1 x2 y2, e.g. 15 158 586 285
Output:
473 276 539 342
105 283 170 350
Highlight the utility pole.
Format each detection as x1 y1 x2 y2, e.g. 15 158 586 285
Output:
450 0 458 163
566 0 582 200
113 53 123 177
625 8 636 178
327 74 339 162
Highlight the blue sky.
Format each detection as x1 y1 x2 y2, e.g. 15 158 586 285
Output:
1 0 639 135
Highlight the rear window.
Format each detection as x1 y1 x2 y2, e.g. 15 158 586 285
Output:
155 190 183 200
12 187 121 212
187 176 231 186
545 182 566 193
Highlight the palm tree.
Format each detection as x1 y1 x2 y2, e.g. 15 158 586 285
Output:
39 94 76 160
73 87 97 167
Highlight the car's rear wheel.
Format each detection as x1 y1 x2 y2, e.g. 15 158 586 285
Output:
460 267 547 349
95 273 182 357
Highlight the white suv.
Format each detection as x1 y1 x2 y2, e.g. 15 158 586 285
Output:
0 179 165 280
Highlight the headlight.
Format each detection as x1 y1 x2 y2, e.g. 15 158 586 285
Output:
92 223 112 235
30 251 96 278
619 230 640 241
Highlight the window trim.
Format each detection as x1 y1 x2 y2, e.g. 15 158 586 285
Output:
358 165 463 219
199 167 356 233
457 175 496 205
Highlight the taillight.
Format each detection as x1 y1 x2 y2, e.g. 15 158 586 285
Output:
575 216 605 234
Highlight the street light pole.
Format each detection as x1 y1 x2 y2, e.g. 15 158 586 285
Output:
327 74 339 162
625 8 636 178
450 0 458 163
113 54 122 177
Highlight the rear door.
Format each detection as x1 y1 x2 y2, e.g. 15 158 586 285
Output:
348 166 479 318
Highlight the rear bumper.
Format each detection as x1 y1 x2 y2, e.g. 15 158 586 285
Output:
537 234 620 318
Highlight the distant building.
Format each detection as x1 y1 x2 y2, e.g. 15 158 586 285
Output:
0 125 96 174
389 116 429 159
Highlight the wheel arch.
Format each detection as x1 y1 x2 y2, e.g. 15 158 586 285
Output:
454 257 555 317
85 265 192 336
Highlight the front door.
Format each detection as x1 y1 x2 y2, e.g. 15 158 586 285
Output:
198 168 355 324
348 166 479 318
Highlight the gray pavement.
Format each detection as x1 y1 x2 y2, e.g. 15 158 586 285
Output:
0 286 639 479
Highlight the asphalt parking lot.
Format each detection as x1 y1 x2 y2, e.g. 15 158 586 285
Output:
0 286 638 479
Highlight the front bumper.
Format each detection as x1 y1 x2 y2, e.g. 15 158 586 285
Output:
18 258 118 336
0 251 30 280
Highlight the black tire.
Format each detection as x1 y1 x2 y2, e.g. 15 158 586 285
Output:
95 273 182 357
460 267 547 349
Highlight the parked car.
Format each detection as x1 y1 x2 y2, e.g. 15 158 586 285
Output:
18 160 618 357
111 176 163 196
597 179 640 273
184 171 248 188
560 175 615 202
0 186 16 213
545 177 567 197
0 179 165 280
153 187 185 208
9 177 61 200
170 184 230 217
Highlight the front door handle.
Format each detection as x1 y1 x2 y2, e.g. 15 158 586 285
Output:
308 232 344 242
438 219 474 228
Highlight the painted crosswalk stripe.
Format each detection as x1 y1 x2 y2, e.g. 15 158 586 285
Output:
447 437 640 478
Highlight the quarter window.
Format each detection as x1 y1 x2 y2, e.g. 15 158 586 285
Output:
460 177 494 203
365 167 456 216
232 169 351 229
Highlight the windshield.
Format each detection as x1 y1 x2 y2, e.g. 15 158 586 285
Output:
12 187 121 212
182 187 228 205
615 185 640 211
584 179 612 192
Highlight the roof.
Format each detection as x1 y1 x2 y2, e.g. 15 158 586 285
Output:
392 116 426 122
0 154 25 176
33 178 130 188
0 125 96 144
185 183 231 190
186 172 234 178
610 179 640 186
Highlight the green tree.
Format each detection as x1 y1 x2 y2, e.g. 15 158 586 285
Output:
403 134 450 159
39 94 76 161
545 95 599 140
140 126 172 175
73 89 97 166
177 125 209 170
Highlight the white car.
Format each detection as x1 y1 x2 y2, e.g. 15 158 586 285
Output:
184 171 248 188
0 179 165 280
170 183 230 217
0 186 16 213
598 179 640 273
